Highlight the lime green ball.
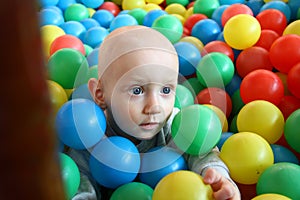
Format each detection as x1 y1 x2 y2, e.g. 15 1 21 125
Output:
60 153 80 199
193 0 220 18
174 84 194 109
152 15 183 44
166 0 189 6
47 48 89 89
171 104 222 155
110 182 153 200
128 8 147 25
64 3 89 21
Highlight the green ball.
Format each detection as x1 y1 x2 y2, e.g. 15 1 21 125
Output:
171 104 222 155
229 114 238 133
174 84 194 109
256 162 300 199
181 77 205 98
84 44 93 57
128 8 147 25
231 89 245 117
110 182 153 200
284 109 300 153
87 65 99 80
48 48 89 89
152 15 183 44
196 52 234 88
60 153 80 199
64 3 89 21
193 0 220 18
166 0 189 6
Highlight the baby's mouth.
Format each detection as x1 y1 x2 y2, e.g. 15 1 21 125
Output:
139 122 160 130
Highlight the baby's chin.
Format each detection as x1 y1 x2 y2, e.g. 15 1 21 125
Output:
128 130 159 141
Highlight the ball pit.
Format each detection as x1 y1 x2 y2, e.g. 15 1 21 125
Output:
36 0 300 199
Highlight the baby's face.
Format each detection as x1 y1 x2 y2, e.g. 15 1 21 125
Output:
102 50 178 140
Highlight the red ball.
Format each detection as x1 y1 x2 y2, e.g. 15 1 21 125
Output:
256 9 287 36
236 46 273 78
254 29 279 51
240 69 284 105
201 41 234 62
270 35 300 73
98 1 120 16
278 95 300 120
221 3 253 27
184 14 208 33
50 34 85 56
287 63 300 99
195 87 232 117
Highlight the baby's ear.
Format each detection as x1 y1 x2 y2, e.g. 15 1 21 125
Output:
88 78 107 109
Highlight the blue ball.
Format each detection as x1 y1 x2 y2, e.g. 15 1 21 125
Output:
80 18 100 30
191 19 221 45
143 9 167 27
260 1 291 22
246 0 264 16
217 132 234 150
43 5 63 15
55 99 106 149
288 0 300 21
39 0 59 7
225 73 242 96
219 0 245 5
39 8 64 26
139 146 187 188
83 26 109 48
87 47 99 66
212 5 229 28
109 14 138 32
81 0 104 8
60 21 86 38
71 84 93 101
174 41 201 76
92 10 115 28
57 0 76 11
271 144 299 165
89 136 140 189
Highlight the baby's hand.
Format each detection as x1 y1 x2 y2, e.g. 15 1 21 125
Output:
203 168 240 200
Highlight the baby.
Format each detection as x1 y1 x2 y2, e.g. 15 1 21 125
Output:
68 25 240 200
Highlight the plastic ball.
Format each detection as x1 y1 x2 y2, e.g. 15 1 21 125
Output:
230 89 244 117
201 40 234 62
184 14 208 33
92 9 115 29
166 0 189 6
254 29 279 51
39 8 64 26
143 9 167 27
87 65 98 80
240 69 284 105
139 146 187 188
109 14 138 32
288 0 300 21
284 109 300 153
152 170 214 200
81 0 104 8
195 87 232 118
225 73 242 96
152 15 183 44
70 84 93 101
40 25 65 58
50 34 85 56
260 1 291 22
174 41 201 76
64 3 89 21
216 132 234 150
283 19 300 36
204 104 228 132
287 63 300 99
237 100 285 144
221 3 253 27
55 99 106 149
56 0 76 11
82 26 109 48
219 0 245 5
86 48 99 66
47 80 68 115
60 153 80 200
174 84 194 109
171 104 222 155
191 19 221 45
271 144 299 164
278 95 300 120
220 132 274 184
142 3 162 12
80 18 100 30
128 8 147 25
47 48 89 89
110 182 153 200
211 5 229 27
256 162 300 199
223 14 261 50
39 0 59 7
181 77 205 98
256 9 287 36
196 52 234 88
122 0 146 10
59 21 86 39
89 136 140 189
179 36 204 52
275 72 291 96
270 35 300 73
252 193 292 200
98 1 121 16
236 46 272 78
246 0 264 16
193 0 220 18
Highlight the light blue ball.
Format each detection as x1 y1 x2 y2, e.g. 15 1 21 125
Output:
57 0 76 11
212 5 229 28
86 48 99 66
60 21 86 38
89 136 140 189
109 14 138 32
219 0 245 5
246 0 264 16
81 0 104 8
39 0 59 7
39 8 64 26
80 18 100 30
143 9 167 27
92 9 115 28
71 84 93 101
83 26 109 48
55 99 106 150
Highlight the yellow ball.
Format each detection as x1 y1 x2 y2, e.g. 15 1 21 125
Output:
252 193 292 200
283 20 300 36
112 0 123 5
64 88 75 100
237 100 284 144
142 3 162 11
40 25 65 58
87 8 96 17
47 80 68 115
145 0 164 5
165 3 187 17
204 104 228 132
179 36 204 52
224 14 261 50
264 0 288 2
122 0 146 10
171 14 185 25
184 7 194 20
153 170 214 200
220 132 274 184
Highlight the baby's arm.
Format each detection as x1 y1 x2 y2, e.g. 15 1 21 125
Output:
186 148 241 200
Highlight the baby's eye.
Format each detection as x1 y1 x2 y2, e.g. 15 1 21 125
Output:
131 87 144 95
162 87 171 94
